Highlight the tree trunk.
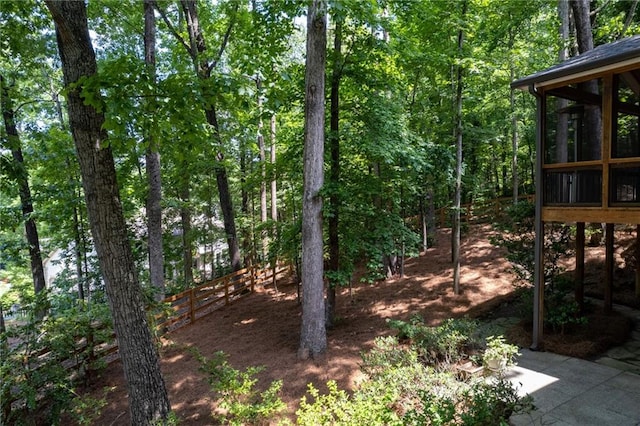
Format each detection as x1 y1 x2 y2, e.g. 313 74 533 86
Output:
45 2 171 423
556 0 570 164
501 142 508 196
144 0 165 300
571 0 603 246
257 78 268 261
452 0 467 295
555 0 571 206
299 0 327 360
72 200 85 301
212 127 242 272
179 0 242 272
270 114 278 224
0 304 10 423
1 75 47 315
421 199 427 252
571 0 594 53
509 29 519 203
620 0 639 39
326 16 342 329
427 189 436 245
571 0 601 161
240 138 252 265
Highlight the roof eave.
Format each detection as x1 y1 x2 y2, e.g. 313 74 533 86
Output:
511 37 640 90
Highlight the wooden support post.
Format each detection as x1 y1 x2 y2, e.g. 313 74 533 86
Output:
605 223 614 314
532 220 545 350
531 89 544 351
224 277 230 304
575 222 585 313
636 225 640 298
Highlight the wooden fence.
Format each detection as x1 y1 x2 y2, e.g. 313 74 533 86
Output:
3 262 290 412
156 263 289 332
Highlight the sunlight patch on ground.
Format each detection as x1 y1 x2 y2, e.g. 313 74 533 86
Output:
505 366 559 397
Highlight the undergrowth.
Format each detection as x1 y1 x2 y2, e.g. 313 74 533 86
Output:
297 319 533 425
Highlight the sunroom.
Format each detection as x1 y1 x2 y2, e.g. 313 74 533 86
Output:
512 35 640 349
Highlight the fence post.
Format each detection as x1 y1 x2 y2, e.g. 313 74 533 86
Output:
251 266 256 292
190 287 195 324
224 277 230 304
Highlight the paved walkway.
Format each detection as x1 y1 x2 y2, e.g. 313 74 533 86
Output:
503 305 640 425
508 349 640 425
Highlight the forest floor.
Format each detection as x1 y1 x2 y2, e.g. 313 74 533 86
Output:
81 224 636 425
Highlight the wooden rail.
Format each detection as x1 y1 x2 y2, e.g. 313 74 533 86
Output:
155 263 289 332
3 262 290 410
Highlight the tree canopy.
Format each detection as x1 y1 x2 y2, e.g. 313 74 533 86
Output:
2 0 639 422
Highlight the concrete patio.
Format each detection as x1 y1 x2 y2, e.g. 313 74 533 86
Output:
508 349 640 425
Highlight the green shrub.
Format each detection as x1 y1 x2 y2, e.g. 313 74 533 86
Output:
458 378 533 425
298 324 532 426
65 386 114 425
491 201 587 331
195 350 286 425
544 275 587 333
387 316 479 365
297 380 401 425
0 290 111 425
360 336 418 376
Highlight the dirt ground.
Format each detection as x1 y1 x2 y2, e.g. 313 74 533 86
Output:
80 224 635 425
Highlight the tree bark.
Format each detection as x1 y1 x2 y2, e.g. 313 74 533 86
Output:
571 0 594 53
257 78 268 260
144 0 165 300
452 0 467 295
326 15 342 328
1 75 47 314
571 0 601 161
509 30 519 203
270 114 278 225
178 0 242 272
620 0 639 39
299 0 327 359
556 0 570 164
240 136 252 265
45 2 171 423
72 196 85 301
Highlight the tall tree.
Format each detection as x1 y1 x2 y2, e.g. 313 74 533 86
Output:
452 0 467 295
257 77 268 260
45 2 171 423
0 75 47 313
270 113 278 224
509 29 519 203
571 0 600 161
144 0 165 300
299 0 327 359
157 0 242 272
325 13 343 328
556 0 570 164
